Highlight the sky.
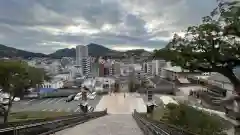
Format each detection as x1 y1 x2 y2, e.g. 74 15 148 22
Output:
0 0 217 54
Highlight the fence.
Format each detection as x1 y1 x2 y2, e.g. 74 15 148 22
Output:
132 110 197 135
0 109 107 135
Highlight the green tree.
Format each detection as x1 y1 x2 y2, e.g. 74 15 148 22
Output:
0 60 50 123
154 103 227 135
154 0 240 94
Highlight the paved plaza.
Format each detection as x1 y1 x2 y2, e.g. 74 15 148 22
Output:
95 93 146 114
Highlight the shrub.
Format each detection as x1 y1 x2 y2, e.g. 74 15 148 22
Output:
153 103 227 135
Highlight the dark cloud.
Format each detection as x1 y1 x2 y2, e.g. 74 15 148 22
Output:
0 0 217 53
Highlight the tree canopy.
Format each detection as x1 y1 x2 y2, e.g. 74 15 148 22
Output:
0 60 50 123
152 103 228 135
154 0 240 93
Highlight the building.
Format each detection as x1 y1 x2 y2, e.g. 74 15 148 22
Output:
93 77 116 93
82 57 91 76
147 62 153 76
105 59 113 76
99 63 105 77
152 59 166 76
41 80 64 89
142 60 167 77
98 58 105 77
97 58 114 77
91 62 100 77
76 45 90 76
113 62 121 76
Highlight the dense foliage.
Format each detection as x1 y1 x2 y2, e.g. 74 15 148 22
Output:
153 103 227 135
154 0 240 94
0 60 50 122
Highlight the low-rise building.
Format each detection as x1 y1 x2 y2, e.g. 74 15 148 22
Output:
41 80 64 89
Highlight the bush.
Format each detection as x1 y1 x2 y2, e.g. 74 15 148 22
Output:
152 103 227 135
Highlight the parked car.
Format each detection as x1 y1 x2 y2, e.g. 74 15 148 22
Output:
13 97 20 102
74 92 82 101
0 97 20 105
88 106 94 112
66 94 75 102
87 94 96 100
72 86 78 88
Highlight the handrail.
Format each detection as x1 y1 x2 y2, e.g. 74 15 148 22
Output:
0 109 107 135
133 110 169 135
0 112 84 129
133 112 170 135
133 110 197 135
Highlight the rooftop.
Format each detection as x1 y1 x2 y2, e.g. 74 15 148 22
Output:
163 66 182 72
149 76 173 86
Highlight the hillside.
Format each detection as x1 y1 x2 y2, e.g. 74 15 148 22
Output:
0 44 46 58
49 43 117 58
48 48 75 58
124 49 151 56
88 43 117 56
0 43 151 59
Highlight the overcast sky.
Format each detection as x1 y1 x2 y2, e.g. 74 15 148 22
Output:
0 0 217 54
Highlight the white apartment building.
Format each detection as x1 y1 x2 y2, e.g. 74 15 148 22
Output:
104 59 114 76
142 62 153 76
54 74 70 81
113 62 121 76
120 64 133 76
76 45 90 76
143 60 167 77
152 60 166 76
93 77 115 92
41 81 64 89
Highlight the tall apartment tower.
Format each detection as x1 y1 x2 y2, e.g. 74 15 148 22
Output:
76 45 90 77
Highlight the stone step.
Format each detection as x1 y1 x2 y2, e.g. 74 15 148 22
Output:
54 114 143 135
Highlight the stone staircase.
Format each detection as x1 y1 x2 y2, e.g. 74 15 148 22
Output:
54 114 143 135
54 93 145 135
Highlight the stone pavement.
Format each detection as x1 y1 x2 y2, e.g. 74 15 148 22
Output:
95 93 146 114
54 114 143 135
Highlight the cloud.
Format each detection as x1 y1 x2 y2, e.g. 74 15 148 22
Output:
0 0 217 54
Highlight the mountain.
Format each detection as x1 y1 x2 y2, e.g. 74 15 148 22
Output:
49 43 117 58
124 49 151 56
48 48 75 58
88 43 117 56
0 43 151 59
0 44 46 58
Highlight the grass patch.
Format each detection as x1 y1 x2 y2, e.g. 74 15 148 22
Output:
9 111 71 122
150 103 230 135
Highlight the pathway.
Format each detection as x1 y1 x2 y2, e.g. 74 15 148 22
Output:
54 114 143 135
95 93 146 114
